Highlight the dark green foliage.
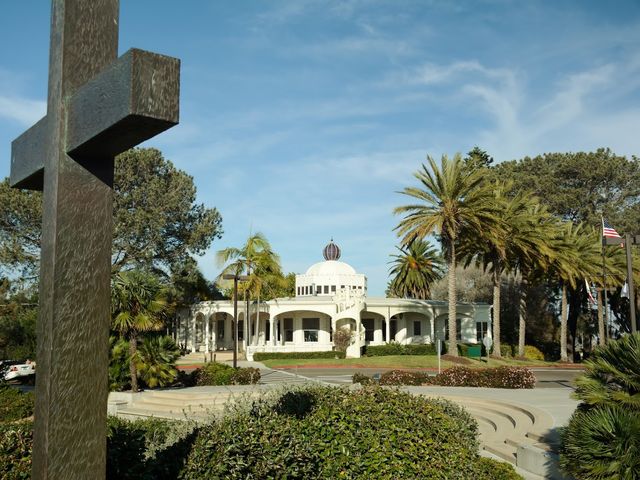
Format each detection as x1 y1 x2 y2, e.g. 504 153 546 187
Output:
0 421 32 479
0 386 34 423
194 362 260 386
136 336 181 388
106 416 196 480
109 336 130 391
364 342 439 356
0 306 37 361
181 386 518 479
253 350 345 360
378 369 431 386
560 334 640 479
559 405 640 480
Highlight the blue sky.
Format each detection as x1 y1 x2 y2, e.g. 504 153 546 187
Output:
1 1 640 295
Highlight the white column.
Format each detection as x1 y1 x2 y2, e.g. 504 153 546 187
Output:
429 314 435 343
385 315 391 343
205 316 210 353
191 315 197 353
270 317 275 346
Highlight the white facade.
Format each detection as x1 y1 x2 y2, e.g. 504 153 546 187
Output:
176 241 491 360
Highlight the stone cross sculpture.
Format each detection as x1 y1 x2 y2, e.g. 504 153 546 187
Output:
10 1 179 478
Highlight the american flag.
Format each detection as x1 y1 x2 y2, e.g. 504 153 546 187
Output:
602 218 621 239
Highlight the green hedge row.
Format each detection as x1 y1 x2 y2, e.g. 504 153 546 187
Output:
194 362 260 386
253 351 345 360
354 366 536 389
0 386 522 479
364 343 440 356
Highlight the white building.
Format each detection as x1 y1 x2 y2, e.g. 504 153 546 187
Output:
176 240 491 359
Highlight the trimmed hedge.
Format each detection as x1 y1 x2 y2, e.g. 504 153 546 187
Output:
497 344 545 361
0 388 522 479
194 362 260 386
364 343 440 356
353 366 536 389
253 351 345 360
181 386 521 479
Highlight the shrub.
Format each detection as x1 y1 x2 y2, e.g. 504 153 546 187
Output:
379 369 431 386
434 366 535 389
181 385 517 479
364 342 439 356
473 456 523 479
107 416 196 479
332 327 353 352
195 362 234 386
500 344 515 357
230 367 261 385
195 362 260 386
253 351 345 360
0 386 34 423
109 336 131 391
559 405 640 479
352 372 375 385
135 336 181 389
523 345 545 361
560 333 640 479
0 421 32 479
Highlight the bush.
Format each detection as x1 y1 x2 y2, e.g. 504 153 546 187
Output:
473 456 523 479
109 336 131 391
0 421 32 479
181 385 519 479
379 369 431 386
560 333 640 479
253 351 345 361
0 386 34 423
364 342 439 356
434 366 535 389
135 336 181 388
352 372 375 385
107 416 196 479
523 345 545 361
559 405 640 479
230 367 261 385
195 362 260 386
332 327 353 352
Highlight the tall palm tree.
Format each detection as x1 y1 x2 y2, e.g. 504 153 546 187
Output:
394 154 502 355
217 233 282 346
388 239 444 299
467 186 547 358
111 270 166 392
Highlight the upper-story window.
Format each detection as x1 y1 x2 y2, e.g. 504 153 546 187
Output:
323 285 329 294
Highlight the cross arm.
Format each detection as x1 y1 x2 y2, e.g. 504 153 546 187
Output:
66 48 180 159
10 116 49 190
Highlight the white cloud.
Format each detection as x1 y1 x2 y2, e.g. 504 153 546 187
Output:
0 95 45 126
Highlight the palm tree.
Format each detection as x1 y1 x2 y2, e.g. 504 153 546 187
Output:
394 154 502 355
468 186 546 358
388 239 443 299
217 233 282 346
111 270 166 392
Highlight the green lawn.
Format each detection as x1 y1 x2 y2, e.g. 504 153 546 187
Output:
261 355 553 369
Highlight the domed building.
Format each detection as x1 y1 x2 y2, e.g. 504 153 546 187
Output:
176 240 491 359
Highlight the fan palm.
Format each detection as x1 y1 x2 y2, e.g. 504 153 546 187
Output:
217 233 282 346
111 270 166 392
388 239 444 299
394 154 502 355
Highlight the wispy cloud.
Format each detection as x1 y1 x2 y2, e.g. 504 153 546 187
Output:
0 96 45 126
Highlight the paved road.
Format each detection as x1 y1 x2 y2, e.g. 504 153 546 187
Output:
277 367 583 389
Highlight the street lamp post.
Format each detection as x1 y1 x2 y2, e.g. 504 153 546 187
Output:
223 274 249 368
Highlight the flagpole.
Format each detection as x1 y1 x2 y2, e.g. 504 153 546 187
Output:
601 217 610 343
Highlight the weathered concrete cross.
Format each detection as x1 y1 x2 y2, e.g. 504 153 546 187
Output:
10 1 179 478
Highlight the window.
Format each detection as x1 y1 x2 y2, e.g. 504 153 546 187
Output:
324 285 329 294
303 318 319 342
390 320 398 340
382 320 386 341
476 321 488 342
265 322 270 341
413 321 422 336
284 318 293 342
316 285 322 295
297 287 301 295
238 319 244 341
362 319 374 342
331 285 336 293
444 319 462 341
217 319 225 340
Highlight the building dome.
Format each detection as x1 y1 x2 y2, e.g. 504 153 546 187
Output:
323 239 341 261
305 260 356 276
